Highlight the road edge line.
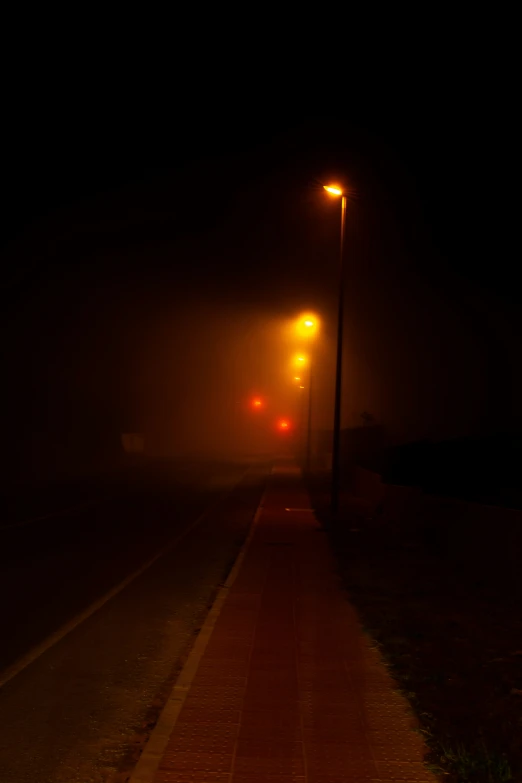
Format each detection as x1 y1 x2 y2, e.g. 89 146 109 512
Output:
128 484 267 783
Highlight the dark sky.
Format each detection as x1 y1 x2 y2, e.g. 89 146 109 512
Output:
3 105 515 298
1 100 519 481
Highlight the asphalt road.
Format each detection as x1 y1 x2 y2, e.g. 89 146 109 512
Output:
0 459 269 782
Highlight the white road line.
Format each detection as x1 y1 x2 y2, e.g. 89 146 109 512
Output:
0 472 248 689
129 486 266 783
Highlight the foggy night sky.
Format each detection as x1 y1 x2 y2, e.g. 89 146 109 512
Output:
1 101 519 484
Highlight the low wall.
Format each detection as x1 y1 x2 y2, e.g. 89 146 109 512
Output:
329 463 521 589
414 495 522 587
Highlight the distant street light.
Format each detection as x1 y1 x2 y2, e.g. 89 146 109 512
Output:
292 313 320 472
323 184 347 518
292 354 308 370
295 312 319 339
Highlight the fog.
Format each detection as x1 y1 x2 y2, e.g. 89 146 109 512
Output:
131 302 320 458
1 114 520 492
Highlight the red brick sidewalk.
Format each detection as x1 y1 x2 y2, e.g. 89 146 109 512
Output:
151 464 437 782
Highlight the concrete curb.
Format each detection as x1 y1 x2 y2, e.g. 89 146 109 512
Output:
128 485 266 783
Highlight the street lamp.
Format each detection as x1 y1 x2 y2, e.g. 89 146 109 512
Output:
324 185 343 196
293 354 308 368
293 313 320 472
295 313 319 339
323 183 347 518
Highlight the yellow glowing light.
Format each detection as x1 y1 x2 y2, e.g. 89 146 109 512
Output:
291 353 308 370
279 420 289 430
292 353 308 369
324 184 343 196
251 397 264 410
295 311 319 338
299 385 305 389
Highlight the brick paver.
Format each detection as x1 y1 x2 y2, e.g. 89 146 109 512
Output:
153 464 438 782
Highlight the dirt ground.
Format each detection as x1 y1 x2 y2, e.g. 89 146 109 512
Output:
308 473 522 783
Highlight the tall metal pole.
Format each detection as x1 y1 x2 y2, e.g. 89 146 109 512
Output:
299 383 307 465
305 356 313 472
331 195 346 517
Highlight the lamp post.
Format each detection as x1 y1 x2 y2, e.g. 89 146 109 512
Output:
305 359 312 473
323 185 347 518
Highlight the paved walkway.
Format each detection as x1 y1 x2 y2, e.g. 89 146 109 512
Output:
151 464 437 782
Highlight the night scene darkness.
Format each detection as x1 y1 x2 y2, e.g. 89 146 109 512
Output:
0 93 520 783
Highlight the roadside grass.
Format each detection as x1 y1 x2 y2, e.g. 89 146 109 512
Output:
307 473 522 783
435 741 513 781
